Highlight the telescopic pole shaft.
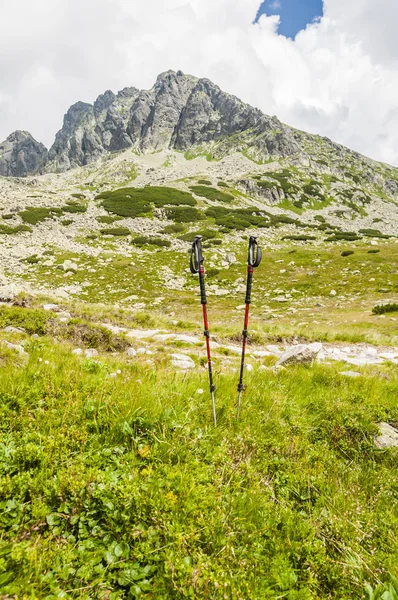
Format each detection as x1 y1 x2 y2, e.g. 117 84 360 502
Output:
199 265 217 426
237 265 254 419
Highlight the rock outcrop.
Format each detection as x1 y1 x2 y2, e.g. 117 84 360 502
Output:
0 131 48 177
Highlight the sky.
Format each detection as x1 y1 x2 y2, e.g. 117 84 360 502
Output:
255 0 323 39
1 0 398 166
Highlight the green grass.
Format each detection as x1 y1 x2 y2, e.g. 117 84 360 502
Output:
0 333 397 598
98 186 196 219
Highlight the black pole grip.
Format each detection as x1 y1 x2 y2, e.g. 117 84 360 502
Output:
199 268 207 305
245 267 254 304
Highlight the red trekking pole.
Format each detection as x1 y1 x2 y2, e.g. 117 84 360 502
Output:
190 236 217 426
237 236 262 420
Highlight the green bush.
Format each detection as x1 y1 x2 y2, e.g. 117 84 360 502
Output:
359 229 391 239
341 250 355 257
206 206 270 230
282 235 316 241
178 229 218 242
368 249 381 254
206 268 220 278
190 186 233 203
98 186 196 218
314 215 326 223
131 236 171 248
2 213 14 220
62 201 87 214
61 219 73 226
325 232 361 242
24 255 40 264
165 206 204 223
197 179 212 185
0 224 32 235
218 181 229 188
204 239 222 247
71 193 86 199
372 303 398 315
96 215 122 224
100 227 131 236
19 207 61 225
161 223 186 234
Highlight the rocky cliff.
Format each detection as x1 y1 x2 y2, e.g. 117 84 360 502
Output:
0 131 48 177
0 71 302 176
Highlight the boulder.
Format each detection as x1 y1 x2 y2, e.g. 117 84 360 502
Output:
276 343 323 366
375 423 398 449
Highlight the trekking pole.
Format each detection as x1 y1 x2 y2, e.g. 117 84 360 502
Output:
237 236 262 420
190 236 217 426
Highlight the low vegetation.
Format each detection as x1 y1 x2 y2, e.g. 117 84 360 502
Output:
98 186 196 218
100 227 131 237
0 224 32 235
372 303 398 315
131 236 171 248
190 185 233 203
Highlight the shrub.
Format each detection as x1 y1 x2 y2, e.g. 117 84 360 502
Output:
56 320 130 351
368 249 380 254
197 179 212 185
0 224 32 235
61 219 73 226
190 186 233 203
100 227 131 236
25 255 40 264
162 223 186 234
206 268 220 278
282 235 316 241
96 215 122 224
372 303 398 315
314 215 326 222
131 236 171 248
206 206 271 230
341 250 355 257
179 229 218 242
359 228 391 239
19 207 61 225
325 232 361 242
165 206 204 223
62 201 87 214
218 181 229 188
71 193 86 199
98 186 196 218
204 239 222 247
2 213 14 220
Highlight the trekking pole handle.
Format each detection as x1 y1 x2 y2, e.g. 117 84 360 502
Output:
190 236 204 274
248 236 262 268
245 265 254 304
199 265 207 305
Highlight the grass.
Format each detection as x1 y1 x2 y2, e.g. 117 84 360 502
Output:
98 186 196 219
0 326 397 598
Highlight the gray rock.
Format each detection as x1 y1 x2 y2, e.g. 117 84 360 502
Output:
276 343 323 366
126 347 137 357
170 353 195 370
341 371 362 378
85 349 99 358
3 326 25 334
375 422 398 448
0 130 48 177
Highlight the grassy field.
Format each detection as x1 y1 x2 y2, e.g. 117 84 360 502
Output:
0 300 398 599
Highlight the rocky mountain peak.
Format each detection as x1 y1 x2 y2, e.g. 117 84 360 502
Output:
0 130 48 177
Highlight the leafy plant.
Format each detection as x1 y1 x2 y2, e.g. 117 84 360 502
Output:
372 303 398 315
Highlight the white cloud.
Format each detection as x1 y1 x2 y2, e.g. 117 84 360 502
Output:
269 0 282 10
1 0 398 165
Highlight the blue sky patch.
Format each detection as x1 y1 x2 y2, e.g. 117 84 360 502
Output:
255 0 324 39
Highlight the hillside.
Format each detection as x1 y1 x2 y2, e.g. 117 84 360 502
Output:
0 71 397 599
